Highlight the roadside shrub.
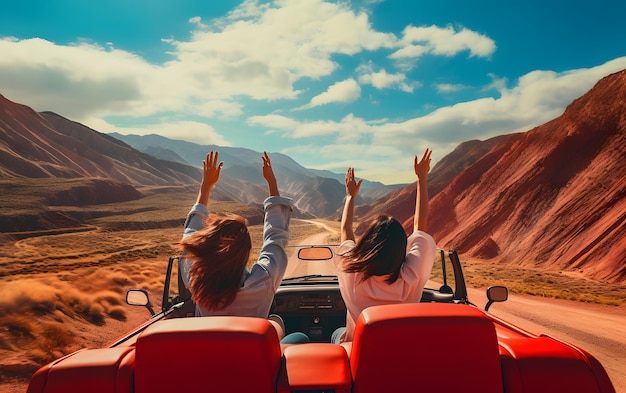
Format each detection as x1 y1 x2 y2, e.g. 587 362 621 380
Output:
94 291 123 306
2 315 35 340
107 305 127 321
28 323 75 363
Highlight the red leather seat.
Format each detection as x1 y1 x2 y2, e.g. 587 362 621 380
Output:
27 347 134 393
345 303 504 393
134 316 281 393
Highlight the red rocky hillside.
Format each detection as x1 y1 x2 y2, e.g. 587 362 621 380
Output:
358 69 626 283
0 94 200 185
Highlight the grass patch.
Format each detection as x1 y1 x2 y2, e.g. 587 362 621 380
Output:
458 258 626 306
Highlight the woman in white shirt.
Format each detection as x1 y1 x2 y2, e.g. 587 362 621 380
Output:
332 149 437 343
179 151 307 343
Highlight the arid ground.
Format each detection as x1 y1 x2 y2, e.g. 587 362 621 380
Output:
1 188 624 392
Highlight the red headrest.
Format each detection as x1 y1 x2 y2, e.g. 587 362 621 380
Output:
350 303 503 393
135 316 281 393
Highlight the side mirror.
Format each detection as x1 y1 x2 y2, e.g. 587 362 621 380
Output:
126 289 155 316
485 285 508 312
298 246 333 260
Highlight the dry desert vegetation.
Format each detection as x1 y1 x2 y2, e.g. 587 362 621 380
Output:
0 184 624 392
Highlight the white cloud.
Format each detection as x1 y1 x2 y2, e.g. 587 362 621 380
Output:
225 0 269 20
197 100 244 119
296 79 361 110
248 113 300 130
484 73 508 92
168 0 395 101
391 24 496 60
435 83 467 93
0 37 157 119
249 112 372 142
357 64 420 93
372 57 626 148
145 121 232 146
0 0 396 122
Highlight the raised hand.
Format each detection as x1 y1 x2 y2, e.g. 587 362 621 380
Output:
203 151 223 189
414 148 432 180
262 152 280 196
197 151 223 206
345 167 362 198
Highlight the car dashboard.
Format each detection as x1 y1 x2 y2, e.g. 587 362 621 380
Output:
271 285 346 342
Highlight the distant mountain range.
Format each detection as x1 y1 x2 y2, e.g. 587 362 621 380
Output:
0 93 399 218
355 69 626 283
107 132 403 217
1 69 624 283
0 101 200 186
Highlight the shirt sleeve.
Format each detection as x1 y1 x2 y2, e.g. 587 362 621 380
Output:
183 203 209 236
254 196 293 290
401 230 437 284
334 240 355 269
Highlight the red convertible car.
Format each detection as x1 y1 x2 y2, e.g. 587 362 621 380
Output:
27 246 616 393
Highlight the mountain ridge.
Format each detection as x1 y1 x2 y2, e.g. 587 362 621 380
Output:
108 132 402 217
355 70 626 283
0 94 397 218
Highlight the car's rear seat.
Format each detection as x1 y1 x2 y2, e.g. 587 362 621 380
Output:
342 303 504 393
135 316 282 393
27 304 615 393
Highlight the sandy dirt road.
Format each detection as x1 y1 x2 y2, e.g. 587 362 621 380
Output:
284 222 339 278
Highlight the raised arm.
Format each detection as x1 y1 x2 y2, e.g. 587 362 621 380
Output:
414 149 432 233
258 151 293 291
341 167 363 242
197 151 223 206
262 151 280 197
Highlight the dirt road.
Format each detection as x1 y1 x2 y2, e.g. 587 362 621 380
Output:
284 224 338 278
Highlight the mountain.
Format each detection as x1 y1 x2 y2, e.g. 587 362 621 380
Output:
0 96 201 188
109 132 402 216
0 94 397 219
0 95 277 214
356 70 626 283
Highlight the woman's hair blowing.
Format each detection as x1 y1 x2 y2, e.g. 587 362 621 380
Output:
342 215 407 284
179 214 252 311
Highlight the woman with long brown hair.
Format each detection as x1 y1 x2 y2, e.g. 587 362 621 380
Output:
179 151 307 342
332 149 437 343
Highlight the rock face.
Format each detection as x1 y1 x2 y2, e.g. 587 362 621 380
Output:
0 95 201 185
357 70 626 283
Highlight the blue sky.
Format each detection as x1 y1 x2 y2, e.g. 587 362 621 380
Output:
1 0 625 184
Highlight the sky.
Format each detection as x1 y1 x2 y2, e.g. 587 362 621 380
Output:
1 0 626 184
